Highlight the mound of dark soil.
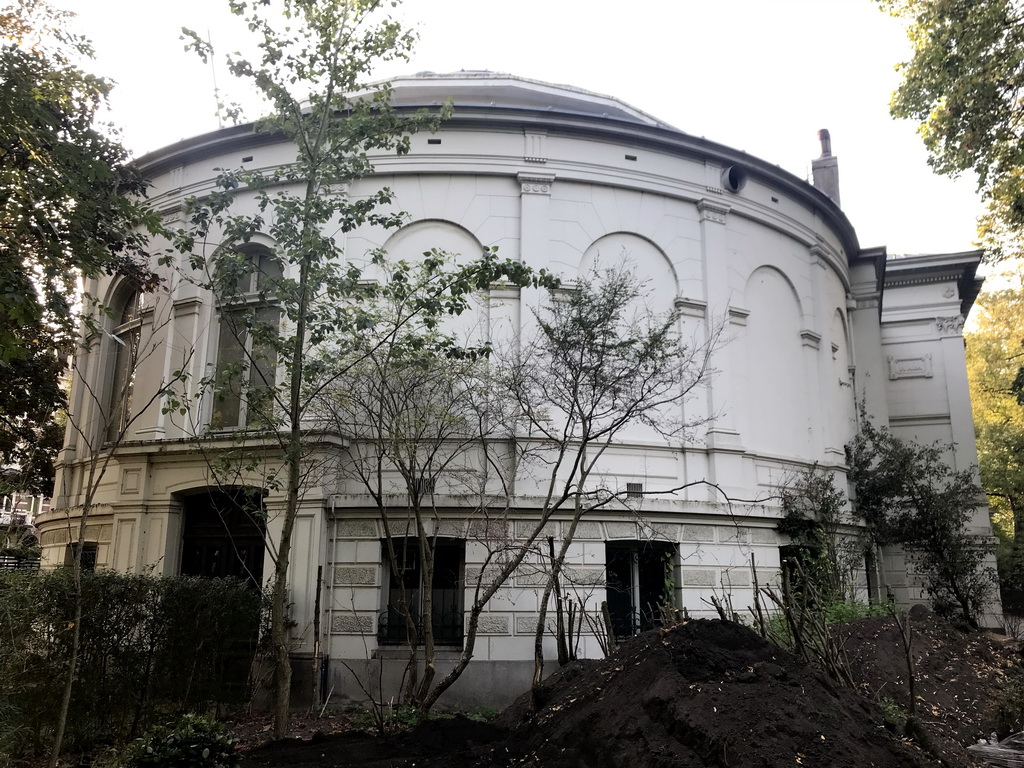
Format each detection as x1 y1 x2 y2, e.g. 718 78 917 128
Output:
240 715 506 768
838 605 1022 755
493 619 932 768
240 614 1021 768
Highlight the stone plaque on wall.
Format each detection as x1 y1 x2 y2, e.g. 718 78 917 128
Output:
887 354 932 380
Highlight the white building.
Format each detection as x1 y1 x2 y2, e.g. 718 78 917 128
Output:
39 72 996 708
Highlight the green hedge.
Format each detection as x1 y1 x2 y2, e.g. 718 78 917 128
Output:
0 570 261 758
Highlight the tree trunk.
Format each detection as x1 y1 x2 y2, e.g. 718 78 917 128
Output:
550 537 569 666
271 227 314 739
532 511 585 705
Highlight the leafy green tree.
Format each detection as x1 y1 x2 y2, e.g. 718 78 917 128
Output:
846 417 993 627
880 0 1024 400
776 465 863 606
0 322 64 496
878 0 1024 261
0 0 160 364
965 278 1024 605
176 0 546 736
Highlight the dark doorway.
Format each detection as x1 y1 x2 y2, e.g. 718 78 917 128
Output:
606 541 676 639
180 488 266 587
779 544 819 599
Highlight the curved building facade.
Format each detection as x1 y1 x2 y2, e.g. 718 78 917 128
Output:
41 72 995 707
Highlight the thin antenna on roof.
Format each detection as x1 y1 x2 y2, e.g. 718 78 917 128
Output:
207 28 222 130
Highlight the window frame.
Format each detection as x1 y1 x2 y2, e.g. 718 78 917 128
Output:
378 537 465 647
210 245 283 430
605 540 677 639
104 287 143 444
65 542 98 572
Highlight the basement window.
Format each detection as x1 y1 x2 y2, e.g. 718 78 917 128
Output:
379 538 464 646
65 543 98 572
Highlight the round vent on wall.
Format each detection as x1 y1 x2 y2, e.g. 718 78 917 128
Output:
721 165 748 193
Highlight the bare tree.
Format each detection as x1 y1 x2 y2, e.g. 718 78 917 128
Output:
506 263 722 701
313 255 512 712
320 260 722 716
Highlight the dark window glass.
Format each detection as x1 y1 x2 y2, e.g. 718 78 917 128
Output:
213 247 280 429
380 538 464 646
605 541 676 639
180 489 266 588
106 290 141 442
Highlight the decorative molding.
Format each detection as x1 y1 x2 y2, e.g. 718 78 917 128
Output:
488 282 522 299
727 306 750 326
674 297 708 318
156 201 184 218
523 130 547 164
172 296 204 317
888 354 933 380
800 330 821 349
120 468 141 495
935 315 965 335
697 198 730 224
943 286 956 298
517 171 554 195
550 283 581 303
887 273 960 289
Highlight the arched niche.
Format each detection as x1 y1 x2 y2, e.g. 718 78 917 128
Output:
376 219 491 342
829 308 856 451
579 232 677 314
378 219 486 267
741 265 809 460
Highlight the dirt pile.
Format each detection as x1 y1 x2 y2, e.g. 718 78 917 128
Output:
240 716 505 768
493 619 932 768
838 605 1022 756
240 614 1022 767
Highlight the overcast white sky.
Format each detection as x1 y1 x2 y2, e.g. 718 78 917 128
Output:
63 0 985 257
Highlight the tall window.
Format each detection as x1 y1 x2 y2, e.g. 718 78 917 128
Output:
379 538 464 646
106 289 141 443
212 246 282 429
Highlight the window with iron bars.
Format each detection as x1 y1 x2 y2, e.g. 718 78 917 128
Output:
378 537 464 646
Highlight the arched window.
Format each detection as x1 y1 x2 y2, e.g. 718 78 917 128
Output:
106 289 142 443
212 246 282 429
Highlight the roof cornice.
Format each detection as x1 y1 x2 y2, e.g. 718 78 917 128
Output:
883 250 985 316
136 104 862 258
